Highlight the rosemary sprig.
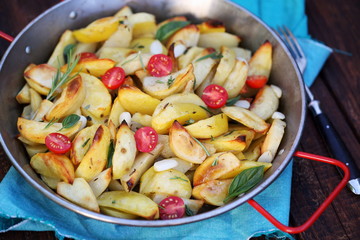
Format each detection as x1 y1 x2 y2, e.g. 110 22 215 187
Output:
167 76 175 87
195 52 223 62
46 48 80 100
82 138 91 148
169 176 188 182
226 95 241 106
211 156 219 166
191 136 210 157
185 205 194 216
199 105 213 115
107 140 115 168
43 117 58 129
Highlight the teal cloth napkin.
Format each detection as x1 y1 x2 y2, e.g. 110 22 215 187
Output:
0 0 332 239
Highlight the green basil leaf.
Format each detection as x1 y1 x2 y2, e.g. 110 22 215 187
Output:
226 95 241 106
155 21 190 42
224 166 264 203
185 205 195 216
63 44 76 63
62 114 80 129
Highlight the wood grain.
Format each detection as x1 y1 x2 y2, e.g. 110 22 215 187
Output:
0 0 359 240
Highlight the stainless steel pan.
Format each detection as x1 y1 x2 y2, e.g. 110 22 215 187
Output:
0 0 349 233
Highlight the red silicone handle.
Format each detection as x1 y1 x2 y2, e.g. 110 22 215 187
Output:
0 31 14 42
248 151 350 234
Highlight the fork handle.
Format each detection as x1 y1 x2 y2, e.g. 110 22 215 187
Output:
308 100 360 189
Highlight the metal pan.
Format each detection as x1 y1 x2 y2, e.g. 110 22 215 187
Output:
0 0 349 233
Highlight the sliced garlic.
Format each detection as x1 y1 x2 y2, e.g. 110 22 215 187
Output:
119 111 131 126
272 111 285 120
271 84 282 98
258 151 273 163
154 159 179 172
234 100 250 109
278 149 285 156
174 44 186 58
78 115 88 130
150 40 163 54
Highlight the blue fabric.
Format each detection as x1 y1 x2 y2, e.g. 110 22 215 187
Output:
0 0 332 239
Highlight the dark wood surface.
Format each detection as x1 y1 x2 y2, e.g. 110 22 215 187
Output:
0 0 359 239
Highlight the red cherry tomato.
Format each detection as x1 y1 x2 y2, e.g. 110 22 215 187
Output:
101 67 126 89
147 54 173 77
245 75 267 89
78 52 98 61
134 127 158 153
201 84 228 109
158 196 185 220
45 133 72 154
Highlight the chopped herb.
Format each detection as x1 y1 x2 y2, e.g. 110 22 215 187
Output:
210 135 215 141
223 130 235 136
211 156 219 166
199 105 213 115
121 52 141 66
158 204 165 210
47 48 80 100
185 205 194 216
139 51 145 70
193 78 197 89
107 140 115 168
137 45 145 49
170 176 188 182
119 20 124 24
167 76 175 87
185 118 195 125
195 52 223 62
191 136 211 157
58 114 80 131
82 138 91 148
112 200 116 204
44 118 58 129
226 95 241 106
223 166 264 203
155 21 190 42
156 80 165 84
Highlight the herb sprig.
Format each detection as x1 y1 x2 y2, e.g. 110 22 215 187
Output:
58 114 80 131
155 21 190 42
195 52 223 62
223 166 264 203
47 47 80 101
191 136 211 157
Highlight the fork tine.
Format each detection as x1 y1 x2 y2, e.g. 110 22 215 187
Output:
283 26 305 58
278 26 300 59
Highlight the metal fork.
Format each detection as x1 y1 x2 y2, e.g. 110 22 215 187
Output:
276 26 360 195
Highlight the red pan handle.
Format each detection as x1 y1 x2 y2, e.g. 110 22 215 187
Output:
0 31 14 42
247 151 350 234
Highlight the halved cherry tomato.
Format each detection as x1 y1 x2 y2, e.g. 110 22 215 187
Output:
158 196 185 220
201 84 228 109
147 54 173 77
45 133 72 154
101 67 126 90
134 126 158 153
78 52 98 61
245 75 267 89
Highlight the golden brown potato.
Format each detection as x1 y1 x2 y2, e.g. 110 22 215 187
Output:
61 58 116 78
75 125 111 181
192 179 232 206
247 41 272 79
219 160 272 179
166 24 200 48
250 85 279 120
97 191 159 219
169 121 207 164
30 152 75 184
47 30 76 68
16 84 31 104
193 152 241 186
185 114 228 139
198 32 240 50
222 59 249 98
24 64 57 95
197 19 226 33
88 168 112 197
212 46 236 86
260 119 286 162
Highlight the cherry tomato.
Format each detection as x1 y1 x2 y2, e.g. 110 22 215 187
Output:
201 84 228 109
245 75 267 89
147 54 173 77
101 67 126 90
78 52 98 61
45 133 72 154
134 127 158 153
158 196 185 220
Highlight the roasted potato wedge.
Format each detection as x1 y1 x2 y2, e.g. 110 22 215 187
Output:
192 49 218 89
222 59 249 98
130 38 167 54
232 47 252 62
97 191 159 219
29 88 43 113
212 46 236 86
197 19 226 33
73 42 98 56
222 106 270 133
127 12 157 38
24 144 48 158
45 75 86 121
219 160 272 179
112 122 137 179
16 84 31 104
185 114 228 139
118 85 160 115
17 117 82 144
114 5 133 18
70 124 100 165
247 41 272 79
24 64 57 95
193 152 241 186
250 85 280 120
100 207 138 219
101 24 132 48
198 32 240 50
80 72 112 120
107 97 125 128
243 137 265 161
97 47 136 63
61 58 115 78
73 16 119 43
192 179 232 206
57 178 100 212
166 24 200 48
30 152 75 184
89 168 112 197
158 134 176 158
32 100 54 122
131 113 152 127
178 47 204 70
75 125 111 181
202 129 255 153
121 143 163 191
169 121 207 164
260 119 286 162
47 30 76 68
140 167 192 199
118 52 152 75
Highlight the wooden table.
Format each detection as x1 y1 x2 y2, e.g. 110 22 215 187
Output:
0 0 359 239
